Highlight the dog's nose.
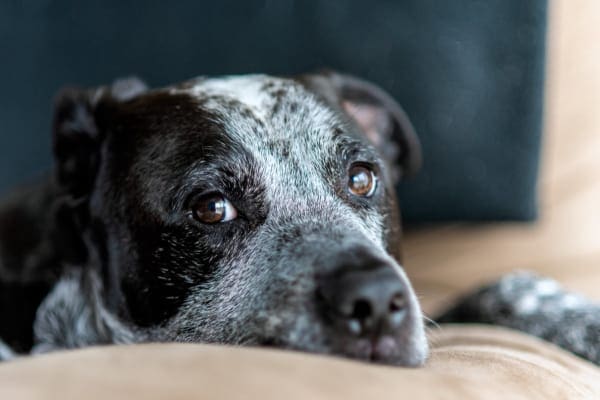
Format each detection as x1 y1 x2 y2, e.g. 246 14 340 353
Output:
317 263 408 337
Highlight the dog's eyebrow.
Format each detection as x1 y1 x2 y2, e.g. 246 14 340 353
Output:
167 150 264 214
334 135 381 164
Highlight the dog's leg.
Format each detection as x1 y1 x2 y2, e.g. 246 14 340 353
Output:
437 272 600 365
32 269 137 354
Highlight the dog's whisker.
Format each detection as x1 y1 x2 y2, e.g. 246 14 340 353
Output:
422 314 441 330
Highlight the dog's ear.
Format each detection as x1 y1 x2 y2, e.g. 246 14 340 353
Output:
51 77 147 264
53 77 147 198
299 71 421 181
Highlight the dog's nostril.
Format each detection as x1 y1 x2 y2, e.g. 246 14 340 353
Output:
388 292 408 329
389 292 406 313
318 260 412 338
351 298 372 321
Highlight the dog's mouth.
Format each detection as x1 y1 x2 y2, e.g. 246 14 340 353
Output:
259 334 417 366
342 335 402 363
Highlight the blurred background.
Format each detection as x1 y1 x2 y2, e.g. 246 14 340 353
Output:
0 0 546 221
404 1 600 314
1 1 598 314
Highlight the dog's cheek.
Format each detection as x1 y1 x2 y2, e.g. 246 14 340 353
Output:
142 232 263 343
382 186 404 263
236 248 330 348
173 252 313 345
121 224 223 327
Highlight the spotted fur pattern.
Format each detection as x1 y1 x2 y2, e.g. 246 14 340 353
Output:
437 272 600 365
3 74 598 368
32 269 136 354
0 72 427 366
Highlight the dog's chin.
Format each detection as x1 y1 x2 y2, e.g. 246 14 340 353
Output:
259 335 428 367
337 335 428 367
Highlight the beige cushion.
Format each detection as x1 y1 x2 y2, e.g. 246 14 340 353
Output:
1 326 599 400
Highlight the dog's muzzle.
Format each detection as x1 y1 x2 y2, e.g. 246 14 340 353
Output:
316 246 424 364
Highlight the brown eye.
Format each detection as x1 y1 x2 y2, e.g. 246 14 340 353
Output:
193 194 238 224
348 164 377 197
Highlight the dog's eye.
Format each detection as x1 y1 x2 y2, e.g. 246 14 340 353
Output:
348 164 377 198
192 194 238 224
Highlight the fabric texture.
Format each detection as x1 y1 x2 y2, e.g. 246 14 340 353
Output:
0 326 598 400
0 0 546 221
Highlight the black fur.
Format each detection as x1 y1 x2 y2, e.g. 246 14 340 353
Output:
0 72 427 366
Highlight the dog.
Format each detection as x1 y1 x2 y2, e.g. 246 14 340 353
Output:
0 71 428 366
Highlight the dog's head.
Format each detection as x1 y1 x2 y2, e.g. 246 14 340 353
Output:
51 72 427 366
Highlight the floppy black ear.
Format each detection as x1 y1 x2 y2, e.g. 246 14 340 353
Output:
299 71 422 181
53 87 101 198
51 77 147 264
52 77 147 198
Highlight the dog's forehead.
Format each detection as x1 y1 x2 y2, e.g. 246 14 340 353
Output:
167 74 352 184
109 75 386 267
173 74 283 121
162 75 382 226
169 74 342 139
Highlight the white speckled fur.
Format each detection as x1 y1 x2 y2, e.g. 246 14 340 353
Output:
23 73 427 367
174 75 385 245
32 270 135 354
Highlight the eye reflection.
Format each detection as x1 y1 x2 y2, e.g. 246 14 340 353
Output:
192 194 238 224
348 164 377 198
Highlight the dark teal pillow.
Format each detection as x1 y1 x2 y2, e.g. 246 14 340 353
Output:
0 0 547 221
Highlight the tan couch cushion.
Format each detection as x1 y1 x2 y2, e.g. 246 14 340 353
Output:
1 325 599 400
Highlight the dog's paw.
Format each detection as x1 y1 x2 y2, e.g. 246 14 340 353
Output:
437 272 600 365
